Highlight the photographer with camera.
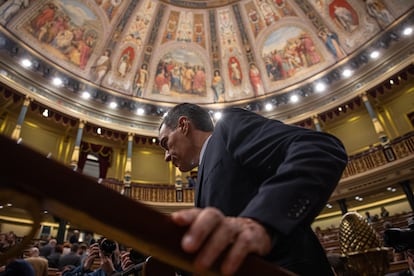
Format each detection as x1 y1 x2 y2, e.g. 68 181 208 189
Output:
384 217 414 276
61 238 135 276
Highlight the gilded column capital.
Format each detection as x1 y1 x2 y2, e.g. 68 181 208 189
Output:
360 92 368 102
23 96 32 106
78 120 86 129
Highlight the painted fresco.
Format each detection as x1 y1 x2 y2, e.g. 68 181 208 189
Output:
94 0 122 21
22 1 98 70
0 0 412 104
162 10 206 48
245 0 296 38
263 26 323 82
151 49 207 98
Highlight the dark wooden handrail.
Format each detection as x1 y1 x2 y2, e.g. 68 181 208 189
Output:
0 134 295 275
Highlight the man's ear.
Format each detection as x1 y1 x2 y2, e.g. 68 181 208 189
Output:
178 116 189 134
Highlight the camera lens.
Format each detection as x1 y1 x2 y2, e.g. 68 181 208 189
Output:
100 239 116 255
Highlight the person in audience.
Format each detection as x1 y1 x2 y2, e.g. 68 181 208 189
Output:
47 244 63 269
25 247 48 276
0 233 7 253
186 175 196 188
158 103 348 275
381 206 390 218
59 243 81 271
69 230 80 244
39 238 57 258
383 221 394 230
62 242 72 256
62 239 134 276
365 211 373 223
77 243 88 263
0 257 35 276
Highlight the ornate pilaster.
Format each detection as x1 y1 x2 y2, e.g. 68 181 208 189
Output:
175 167 183 202
70 120 85 169
11 96 31 141
312 115 322 132
361 93 389 144
122 133 134 197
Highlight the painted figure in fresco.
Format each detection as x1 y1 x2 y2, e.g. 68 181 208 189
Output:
318 28 345 59
249 64 264 97
212 70 225 103
29 3 57 35
0 0 29 25
155 67 170 95
134 64 148 97
364 0 393 28
102 0 122 20
170 65 182 92
117 48 134 77
329 0 359 32
192 66 206 95
92 49 111 84
182 65 195 93
48 15 70 45
229 57 242 86
300 32 321 66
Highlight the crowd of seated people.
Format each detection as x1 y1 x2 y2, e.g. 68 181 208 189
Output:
0 232 148 276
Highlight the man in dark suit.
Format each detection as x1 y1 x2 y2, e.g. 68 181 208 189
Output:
158 103 347 275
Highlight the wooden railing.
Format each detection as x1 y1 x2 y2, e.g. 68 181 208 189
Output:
0 134 294 276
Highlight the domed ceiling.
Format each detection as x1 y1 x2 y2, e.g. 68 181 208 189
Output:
0 0 413 134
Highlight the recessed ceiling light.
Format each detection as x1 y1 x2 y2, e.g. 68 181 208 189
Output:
109 102 117 109
137 107 145 115
265 103 273 111
315 82 326 93
290 94 299 103
21 58 32 68
342 69 352 78
370 51 380 59
52 77 63 86
403 27 412 36
81 91 90 99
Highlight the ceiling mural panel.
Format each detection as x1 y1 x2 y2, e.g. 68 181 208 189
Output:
0 0 412 106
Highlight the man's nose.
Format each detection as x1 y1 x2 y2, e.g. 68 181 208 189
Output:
164 151 171 162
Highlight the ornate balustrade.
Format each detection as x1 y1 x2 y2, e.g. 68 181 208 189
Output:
343 131 414 178
102 179 195 204
101 132 414 206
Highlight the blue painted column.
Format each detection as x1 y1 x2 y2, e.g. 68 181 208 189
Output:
11 96 31 140
361 93 389 144
70 120 85 169
123 133 134 197
312 115 323 132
